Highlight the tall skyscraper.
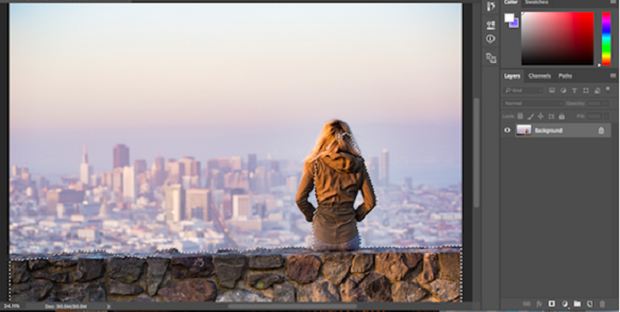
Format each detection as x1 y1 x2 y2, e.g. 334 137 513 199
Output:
165 184 185 222
286 175 298 194
232 194 251 218
248 154 257 174
186 189 211 222
112 167 124 194
134 159 147 175
123 166 137 204
151 156 166 187
45 189 84 216
167 161 185 184
179 157 201 187
11 165 21 178
382 149 389 187
218 158 232 173
113 144 130 170
179 157 195 176
231 156 242 171
80 144 94 186
153 156 165 171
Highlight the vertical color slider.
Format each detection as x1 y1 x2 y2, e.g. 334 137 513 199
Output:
602 12 611 66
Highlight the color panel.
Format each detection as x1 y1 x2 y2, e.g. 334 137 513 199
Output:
521 12 594 65
602 12 612 66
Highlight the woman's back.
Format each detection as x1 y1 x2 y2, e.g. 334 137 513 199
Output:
296 151 376 245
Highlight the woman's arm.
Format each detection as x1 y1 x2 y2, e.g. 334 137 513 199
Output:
355 163 376 222
295 161 316 222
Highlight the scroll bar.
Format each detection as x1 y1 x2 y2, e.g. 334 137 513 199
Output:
473 98 481 208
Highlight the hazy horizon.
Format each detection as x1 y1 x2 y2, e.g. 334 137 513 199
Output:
10 3 462 187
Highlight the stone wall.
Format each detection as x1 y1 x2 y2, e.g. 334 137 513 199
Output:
10 247 461 303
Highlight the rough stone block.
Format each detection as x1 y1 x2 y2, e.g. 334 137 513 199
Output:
419 253 439 283
106 257 145 283
28 259 49 271
274 284 295 302
109 280 144 295
32 271 73 283
213 254 246 288
85 282 107 302
216 288 272 302
439 253 460 280
429 278 460 301
74 257 105 282
321 253 353 285
375 253 414 281
391 281 428 302
11 261 30 284
170 254 213 278
340 272 391 302
248 273 285 290
146 257 170 297
297 280 340 302
11 280 53 302
248 254 283 269
285 254 321 284
157 279 217 302
351 253 374 273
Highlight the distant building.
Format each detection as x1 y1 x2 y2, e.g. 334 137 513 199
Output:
165 184 185 222
179 157 200 178
153 156 165 171
226 217 262 232
247 154 257 174
21 168 31 181
123 166 137 204
286 175 298 194
101 172 113 187
134 159 147 175
11 165 21 178
46 189 84 216
224 170 249 191
89 174 101 187
98 197 109 218
151 156 166 187
231 156 242 171
36 176 49 190
112 167 124 194
218 158 232 174
167 161 185 185
77 228 99 241
381 149 389 187
232 194 250 218
186 189 211 222
113 144 130 170
253 167 268 193
253 202 267 219
211 189 225 219
80 144 94 186
405 177 413 190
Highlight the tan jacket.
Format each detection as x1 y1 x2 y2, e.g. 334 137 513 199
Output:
295 152 376 244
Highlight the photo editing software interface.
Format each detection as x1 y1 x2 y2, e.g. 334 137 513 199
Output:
3 0 619 311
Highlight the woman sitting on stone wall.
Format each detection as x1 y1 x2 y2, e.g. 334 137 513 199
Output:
295 119 376 251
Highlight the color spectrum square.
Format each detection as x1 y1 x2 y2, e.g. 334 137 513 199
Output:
522 12 594 65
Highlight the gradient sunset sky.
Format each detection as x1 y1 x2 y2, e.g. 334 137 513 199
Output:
10 3 462 186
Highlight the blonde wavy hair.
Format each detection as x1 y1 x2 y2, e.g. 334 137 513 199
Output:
304 119 362 164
